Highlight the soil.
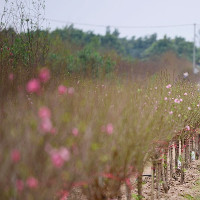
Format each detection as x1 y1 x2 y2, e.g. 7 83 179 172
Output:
68 159 200 200
132 159 200 200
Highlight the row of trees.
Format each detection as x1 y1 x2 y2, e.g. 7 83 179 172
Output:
1 26 197 76
0 0 199 79
50 25 200 61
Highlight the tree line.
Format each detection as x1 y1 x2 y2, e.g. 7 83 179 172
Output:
50 25 200 62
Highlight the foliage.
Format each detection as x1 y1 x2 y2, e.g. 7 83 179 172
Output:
1 2 200 199
1 68 200 199
50 26 199 61
0 0 49 68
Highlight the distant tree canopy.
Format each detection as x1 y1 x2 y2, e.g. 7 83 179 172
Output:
50 25 200 61
1 25 200 77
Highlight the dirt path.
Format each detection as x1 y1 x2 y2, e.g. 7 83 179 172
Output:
138 159 200 200
68 160 200 200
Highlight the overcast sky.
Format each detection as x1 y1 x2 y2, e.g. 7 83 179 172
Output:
1 0 200 41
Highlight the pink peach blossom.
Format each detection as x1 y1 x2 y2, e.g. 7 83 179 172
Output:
11 149 21 163
39 68 50 83
72 128 79 136
184 93 188 96
60 190 69 200
166 84 171 89
174 99 180 103
26 78 40 93
169 111 173 115
59 148 70 161
51 153 65 168
106 123 114 135
185 125 190 131
68 87 75 95
26 177 38 189
38 107 51 119
40 118 52 133
50 147 70 168
58 85 67 95
164 97 168 101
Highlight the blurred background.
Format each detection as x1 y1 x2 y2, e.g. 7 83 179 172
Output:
1 0 200 81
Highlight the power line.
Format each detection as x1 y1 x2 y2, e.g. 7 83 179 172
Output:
46 18 195 29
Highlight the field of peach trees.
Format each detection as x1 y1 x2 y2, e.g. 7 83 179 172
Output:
1 1 200 199
1 66 200 199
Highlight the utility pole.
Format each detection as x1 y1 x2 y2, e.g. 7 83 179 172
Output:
193 23 197 73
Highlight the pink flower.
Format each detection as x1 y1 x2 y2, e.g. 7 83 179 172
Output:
154 87 157 90
51 153 65 168
72 128 79 136
197 104 200 107
184 93 188 96
186 125 190 131
50 147 70 168
59 148 70 161
16 179 24 192
169 111 173 115
40 118 53 133
26 177 38 189
26 79 40 93
38 107 51 119
164 97 168 101
106 123 114 135
60 190 69 200
68 87 75 95
188 107 191 110
174 99 180 104
180 99 183 102
38 68 50 83
178 114 181 117
166 84 172 89
58 85 67 95
8 73 14 81
11 149 21 163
